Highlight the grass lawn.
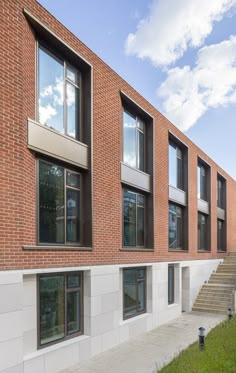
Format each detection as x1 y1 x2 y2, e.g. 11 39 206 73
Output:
159 316 236 373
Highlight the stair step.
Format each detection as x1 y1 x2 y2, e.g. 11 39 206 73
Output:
192 307 227 315
194 300 231 306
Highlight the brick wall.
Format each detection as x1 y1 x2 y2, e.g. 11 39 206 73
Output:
1 0 236 271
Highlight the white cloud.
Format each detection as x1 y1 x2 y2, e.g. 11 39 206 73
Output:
39 102 57 125
125 0 236 66
158 35 236 131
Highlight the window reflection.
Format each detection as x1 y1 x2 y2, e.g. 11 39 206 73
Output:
123 190 145 247
168 203 183 249
169 143 183 190
38 46 80 140
123 110 145 171
123 268 146 319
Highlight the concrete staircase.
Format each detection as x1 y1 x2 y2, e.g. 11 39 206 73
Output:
192 253 236 314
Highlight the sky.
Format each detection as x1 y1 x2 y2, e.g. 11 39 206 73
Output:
38 0 236 179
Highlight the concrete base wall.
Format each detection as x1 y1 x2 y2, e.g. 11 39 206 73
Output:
0 258 222 373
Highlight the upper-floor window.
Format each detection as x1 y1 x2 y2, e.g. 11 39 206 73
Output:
198 213 208 251
168 203 183 250
123 110 145 171
169 142 183 190
123 189 145 247
217 175 225 209
38 45 80 140
198 164 207 201
39 160 81 245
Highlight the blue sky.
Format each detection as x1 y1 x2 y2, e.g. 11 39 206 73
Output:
38 0 236 179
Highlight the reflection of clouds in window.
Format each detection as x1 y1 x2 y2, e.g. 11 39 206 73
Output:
38 101 57 125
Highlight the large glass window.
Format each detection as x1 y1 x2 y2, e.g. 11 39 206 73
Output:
38 46 80 140
123 268 146 319
123 110 145 171
39 272 82 347
123 189 145 247
217 176 224 209
198 213 208 251
168 265 175 305
169 142 183 189
217 219 225 251
39 160 80 244
169 203 183 250
198 164 207 201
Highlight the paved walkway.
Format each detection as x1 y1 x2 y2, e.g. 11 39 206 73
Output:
62 312 225 373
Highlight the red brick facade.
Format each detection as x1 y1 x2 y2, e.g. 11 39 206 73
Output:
1 0 236 271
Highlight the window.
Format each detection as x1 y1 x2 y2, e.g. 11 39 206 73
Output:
217 176 225 209
123 110 145 171
169 142 183 189
168 265 175 305
123 189 145 247
217 219 225 251
169 203 183 250
39 160 81 244
123 268 146 319
38 45 80 140
38 272 83 347
198 164 207 201
198 213 208 251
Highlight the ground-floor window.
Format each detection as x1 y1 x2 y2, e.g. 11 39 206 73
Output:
38 272 83 347
168 265 175 305
123 267 146 319
217 219 225 251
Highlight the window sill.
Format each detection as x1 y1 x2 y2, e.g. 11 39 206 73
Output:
168 249 188 252
24 335 90 361
120 312 150 326
168 303 179 308
217 250 227 253
120 247 154 252
22 245 93 251
197 250 211 253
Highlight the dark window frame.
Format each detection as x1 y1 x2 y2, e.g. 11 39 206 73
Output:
123 267 146 320
198 163 207 201
38 158 82 246
37 42 82 141
198 212 209 251
123 109 146 172
168 265 175 305
37 271 83 349
217 219 226 252
123 188 145 248
217 175 225 209
169 141 183 190
168 203 184 250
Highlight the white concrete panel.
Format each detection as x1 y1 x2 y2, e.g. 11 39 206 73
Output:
0 337 22 371
0 312 22 343
44 343 79 373
101 292 119 314
90 311 115 336
91 275 116 296
101 329 119 352
23 329 37 355
91 335 102 356
78 338 91 362
198 199 209 214
169 185 186 206
0 283 22 314
0 364 23 373
24 357 44 373
0 272 22 286
217 207 225 220
23 276 36 307
23 306 37 332
119 325 129 344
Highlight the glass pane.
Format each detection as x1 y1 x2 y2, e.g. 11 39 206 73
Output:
137 281 145 312
137 117 144 131
40 276 65 345
123 111 136 168
197 165 201 199
38 47 64 134
67 273 80 288
124 269 137 317
66 82 79 139
137 131 144 171
168 266 174 304
39 161 64 243
123 190 136 246
137 194 144 207
66 171 80 189
137 207 144 246
67 291 80 335
169 204 177 249
177 216 182 248
169 143 177 187
66 189 80 243
66 65 79 85
137 268 145 279
177 156 183 189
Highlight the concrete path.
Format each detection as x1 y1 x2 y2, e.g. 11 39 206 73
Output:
61 312 226 373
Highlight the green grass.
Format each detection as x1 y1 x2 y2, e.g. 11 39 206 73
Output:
159 316 236 373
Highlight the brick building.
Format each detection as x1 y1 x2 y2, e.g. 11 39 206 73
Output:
1 1 236 372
